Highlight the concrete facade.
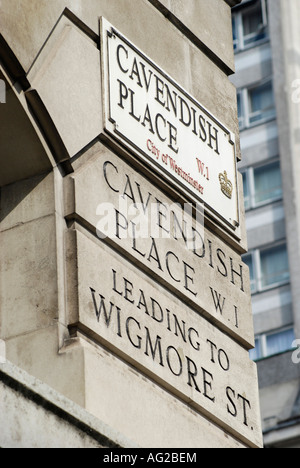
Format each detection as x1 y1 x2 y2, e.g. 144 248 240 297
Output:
0 361 134 448
0 0 262 448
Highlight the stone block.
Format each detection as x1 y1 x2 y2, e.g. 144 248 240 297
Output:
65 147 254 348
0 173 55 232
169 0 235 73
0 216 58 339
0 0 233 77
82 336 248 448
27 15 102 158
6 326 86 408
0 361 132 448
190 46 239 139
65 227 262 447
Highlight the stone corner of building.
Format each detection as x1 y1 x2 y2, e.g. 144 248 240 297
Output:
0 360 137 449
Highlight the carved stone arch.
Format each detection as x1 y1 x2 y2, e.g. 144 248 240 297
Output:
0 67 54 188
0 33 75 187
0 8 103 188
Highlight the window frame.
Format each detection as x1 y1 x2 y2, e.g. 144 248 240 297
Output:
248 81 276 125
233 0 269 53
250 327 296 361
253 162 283 207
237 79 276 130
243 242 290 294
241 160 283 211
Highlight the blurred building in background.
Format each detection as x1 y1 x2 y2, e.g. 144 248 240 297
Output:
231 0 300 448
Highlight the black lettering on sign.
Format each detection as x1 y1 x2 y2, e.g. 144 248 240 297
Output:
206 339 230 372
88 282 255 436
102 160 246 299
226 386 252 429
210 288 226 314
90 288 114 326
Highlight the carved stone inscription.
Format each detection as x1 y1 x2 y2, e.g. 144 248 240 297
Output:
65 150 253 347
66 229 262 448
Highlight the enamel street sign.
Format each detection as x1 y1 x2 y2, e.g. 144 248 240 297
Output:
101 18 240 239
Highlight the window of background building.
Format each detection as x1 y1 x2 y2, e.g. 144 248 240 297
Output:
260 245 290 288
232 0 268 52
237 80 276 129
243 242 290 293
250 327 295 361
242 160 283 210
248 81 276 125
